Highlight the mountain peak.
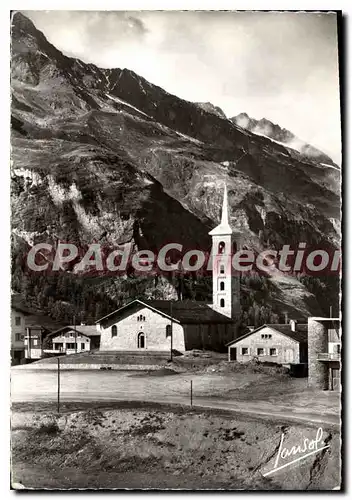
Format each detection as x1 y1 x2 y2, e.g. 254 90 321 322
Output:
11 11 43 39
231 112 335 165
195 102 227 119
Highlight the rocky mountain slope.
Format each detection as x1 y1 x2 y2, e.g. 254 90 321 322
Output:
10 12 341 327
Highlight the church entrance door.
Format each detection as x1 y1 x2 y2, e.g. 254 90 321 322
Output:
138 332 145 349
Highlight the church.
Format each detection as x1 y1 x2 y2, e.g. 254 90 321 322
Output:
97 186 240 352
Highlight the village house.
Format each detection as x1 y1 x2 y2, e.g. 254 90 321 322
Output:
11 296 60 362
227 320 308 365
97 185 239 352
43 325 101 355
24 325 52 360
11 303 27 365
11 295 52 364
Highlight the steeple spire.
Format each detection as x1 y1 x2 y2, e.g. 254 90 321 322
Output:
209 183 232 236
221 183 229 227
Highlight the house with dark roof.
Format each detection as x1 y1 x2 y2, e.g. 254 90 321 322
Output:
96 185 239 353
43 325 101 355
11 294 70 362
11 294 61 364
227 320 308 365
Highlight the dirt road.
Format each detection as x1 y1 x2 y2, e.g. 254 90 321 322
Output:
11 368 340 428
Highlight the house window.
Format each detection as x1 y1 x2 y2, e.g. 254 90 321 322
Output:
220 264 225 274
166 325 172 337
137 315 146 322
81 343 85 350
270 348 277 356
15 316 21 326
218 241 225 254
20 334 24 340
111 325 117 337
241 347 249 355
15 333 21 341
261 334 272 339
220 298 225 308
220 281 225 291
257 348 264 356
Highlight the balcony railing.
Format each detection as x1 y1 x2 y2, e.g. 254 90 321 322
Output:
317 352 341 361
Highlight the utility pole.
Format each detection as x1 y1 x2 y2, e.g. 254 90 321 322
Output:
57 358 60 414
170 300 173 362
27 327 31 360
40 327 43 358
74 313 77 354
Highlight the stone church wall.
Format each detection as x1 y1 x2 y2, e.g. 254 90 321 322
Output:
99 306 185 352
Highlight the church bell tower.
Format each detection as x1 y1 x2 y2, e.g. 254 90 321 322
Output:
209 184 240 319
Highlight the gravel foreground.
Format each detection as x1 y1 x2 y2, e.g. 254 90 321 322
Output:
11 406 341 490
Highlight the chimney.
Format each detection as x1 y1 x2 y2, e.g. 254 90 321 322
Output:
290 319 297 332
284 312 289 324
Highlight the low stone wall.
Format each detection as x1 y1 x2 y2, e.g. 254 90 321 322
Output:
13 363 163 371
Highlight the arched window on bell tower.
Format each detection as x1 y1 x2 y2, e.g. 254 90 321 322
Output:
220 281 225 291
220 298 225 308
218 241 225 254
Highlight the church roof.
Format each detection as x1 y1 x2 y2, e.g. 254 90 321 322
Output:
96 299 234 325
146 300 234 324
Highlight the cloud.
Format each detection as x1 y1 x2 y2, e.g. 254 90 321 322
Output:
22 10 341 164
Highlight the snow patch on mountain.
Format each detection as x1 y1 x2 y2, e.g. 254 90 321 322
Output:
106 94 150 118
320 163 340 171
174 130 204 145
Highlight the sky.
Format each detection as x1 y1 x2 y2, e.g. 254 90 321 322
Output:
23 10 341 164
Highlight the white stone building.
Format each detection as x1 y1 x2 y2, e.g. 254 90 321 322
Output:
227 321 308 364
97 299 234 352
